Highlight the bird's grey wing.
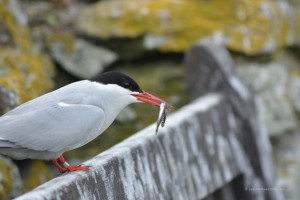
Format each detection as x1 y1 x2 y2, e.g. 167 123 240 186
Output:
0 80 90 118
0 103 105 152
0 139 21 148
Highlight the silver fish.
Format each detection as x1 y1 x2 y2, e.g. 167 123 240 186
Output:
156 102 167 134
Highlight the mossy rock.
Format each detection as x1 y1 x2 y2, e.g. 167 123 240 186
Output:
50 38 117 79
18 160 52 193
235 51 300 136
75 0 300 55
0 0 55 114
0 156 22 200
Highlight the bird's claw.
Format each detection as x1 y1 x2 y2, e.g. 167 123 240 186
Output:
79 164 91 168
60 165 89 173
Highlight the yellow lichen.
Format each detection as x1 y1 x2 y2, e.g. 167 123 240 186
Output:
21 161 52 193
0 0 55 110
0 158 16 200
0 48 54 106
75 0 300 54
45 32 75 53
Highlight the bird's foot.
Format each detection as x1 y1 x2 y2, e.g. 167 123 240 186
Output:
52 155 89 174
65 165 89 173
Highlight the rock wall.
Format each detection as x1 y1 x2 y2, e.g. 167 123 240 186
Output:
15 42 282 200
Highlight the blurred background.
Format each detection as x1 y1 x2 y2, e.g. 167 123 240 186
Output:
0 0 299 199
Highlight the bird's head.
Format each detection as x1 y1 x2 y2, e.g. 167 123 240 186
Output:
92 71 171 109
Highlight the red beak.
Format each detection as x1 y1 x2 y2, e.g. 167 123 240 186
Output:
131 92 171 110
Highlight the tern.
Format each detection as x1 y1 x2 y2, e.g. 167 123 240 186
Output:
0 71 170 173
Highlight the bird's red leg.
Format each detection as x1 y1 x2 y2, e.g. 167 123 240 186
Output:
57 155 89 173
52 159 67 173
57 155 67 164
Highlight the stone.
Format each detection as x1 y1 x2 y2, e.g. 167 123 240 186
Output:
50 38 117 79
236 62 298 136
0 87 18 115
74 0 300 55
19 161 52 193
272 131 300 200
0 0 55 114
0 49 55 112
288 74 300 115
22 1 86 27
0 155 22 200
20 0 120 69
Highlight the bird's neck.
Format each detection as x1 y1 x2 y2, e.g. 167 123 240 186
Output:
91 82 134 128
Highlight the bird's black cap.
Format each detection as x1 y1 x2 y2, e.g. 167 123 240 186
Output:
92 71 144 93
